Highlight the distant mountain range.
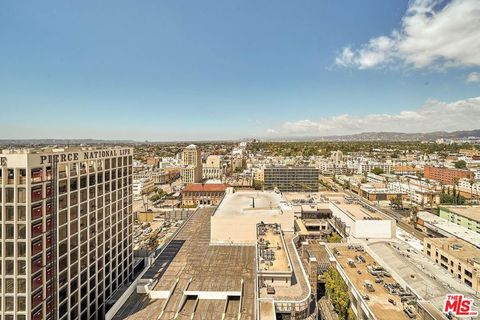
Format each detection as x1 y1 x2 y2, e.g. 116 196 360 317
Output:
1 129 479 145
264 129 480 142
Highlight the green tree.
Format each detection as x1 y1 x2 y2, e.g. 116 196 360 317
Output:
327 233 342 243
325 267 354 319
454 160 467 169
371 167 384 175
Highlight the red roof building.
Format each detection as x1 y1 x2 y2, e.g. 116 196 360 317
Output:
182 183 229 207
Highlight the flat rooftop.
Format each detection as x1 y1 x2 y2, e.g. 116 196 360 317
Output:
367 241 479 312
257 224 291 273
215 191 290 217
1 146 129 154
417 211 480 248
303 240 331 268
333 201 385 220
114 207 256 320
332 245 411 320
258 231 310 301
427 237 480 266
441 205 480 222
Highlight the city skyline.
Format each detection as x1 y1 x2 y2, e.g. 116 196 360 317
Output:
1 0 479 140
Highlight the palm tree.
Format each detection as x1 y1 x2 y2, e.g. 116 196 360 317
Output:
469 179 475 205
453 177 460 205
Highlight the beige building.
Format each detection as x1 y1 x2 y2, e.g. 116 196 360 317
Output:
0 147 134 320
424 237 480 291
202 155 223 180
181 144 202 183
132 177 155 198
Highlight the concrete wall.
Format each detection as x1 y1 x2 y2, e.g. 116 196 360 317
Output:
352 220 395 239
328 203 395 239
210 212 294 245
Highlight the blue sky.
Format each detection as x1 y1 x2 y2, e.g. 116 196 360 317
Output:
1 0 479 140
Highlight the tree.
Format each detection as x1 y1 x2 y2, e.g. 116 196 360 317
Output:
390 195 403 209
327 233 342 243
454 160 467 169
149 193 161 202
371 167 384 175
325 267 354 319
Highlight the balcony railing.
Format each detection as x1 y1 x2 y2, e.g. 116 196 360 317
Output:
32 206 43 220
31 188 43 202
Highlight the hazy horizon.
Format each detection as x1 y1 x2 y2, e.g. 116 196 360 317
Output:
1 0 480 140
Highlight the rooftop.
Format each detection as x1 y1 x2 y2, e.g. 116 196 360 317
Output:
332 244 412 320
332 200 385 221
440 205 480 222
114 207 256 320
257 224 291 273
1 146 130 155
214 191 290 217
417 211 480 248
183 183 229 192
367 241 479 312
426 237 480 266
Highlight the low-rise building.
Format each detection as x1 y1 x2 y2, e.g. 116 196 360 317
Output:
133 169 179 185
133 177 155 198
424 237 480 291
181 183 228 207
439 205 480 233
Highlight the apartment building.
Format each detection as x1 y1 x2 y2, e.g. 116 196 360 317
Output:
132 178 155 199
181 144 202 184
424 238 480 291
439 206 480 233
424 165 474 185
264 166 319 192
0 147 134 320
133 170 179 186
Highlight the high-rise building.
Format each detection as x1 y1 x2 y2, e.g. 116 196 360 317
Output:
181 144 202 183
0 147 134 320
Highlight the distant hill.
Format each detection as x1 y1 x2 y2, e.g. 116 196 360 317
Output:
265 129 480 142
1 129 479 145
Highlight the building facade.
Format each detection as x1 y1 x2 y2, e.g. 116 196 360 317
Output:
0 147 134 320
181 183 228 207
264 166 319 192
424 238 480 291
181 145 202 184
424 166 474 185
132 178 155 199
439 206 480 233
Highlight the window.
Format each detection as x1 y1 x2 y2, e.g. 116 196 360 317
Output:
6 188 14 203
17 224 26 239
6 224 14 239
5 242 14 257
18 242 26 257
17 188 26 203
6 206 14 221
18 206 26 221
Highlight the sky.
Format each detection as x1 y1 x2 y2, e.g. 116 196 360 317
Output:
1 0 479 141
